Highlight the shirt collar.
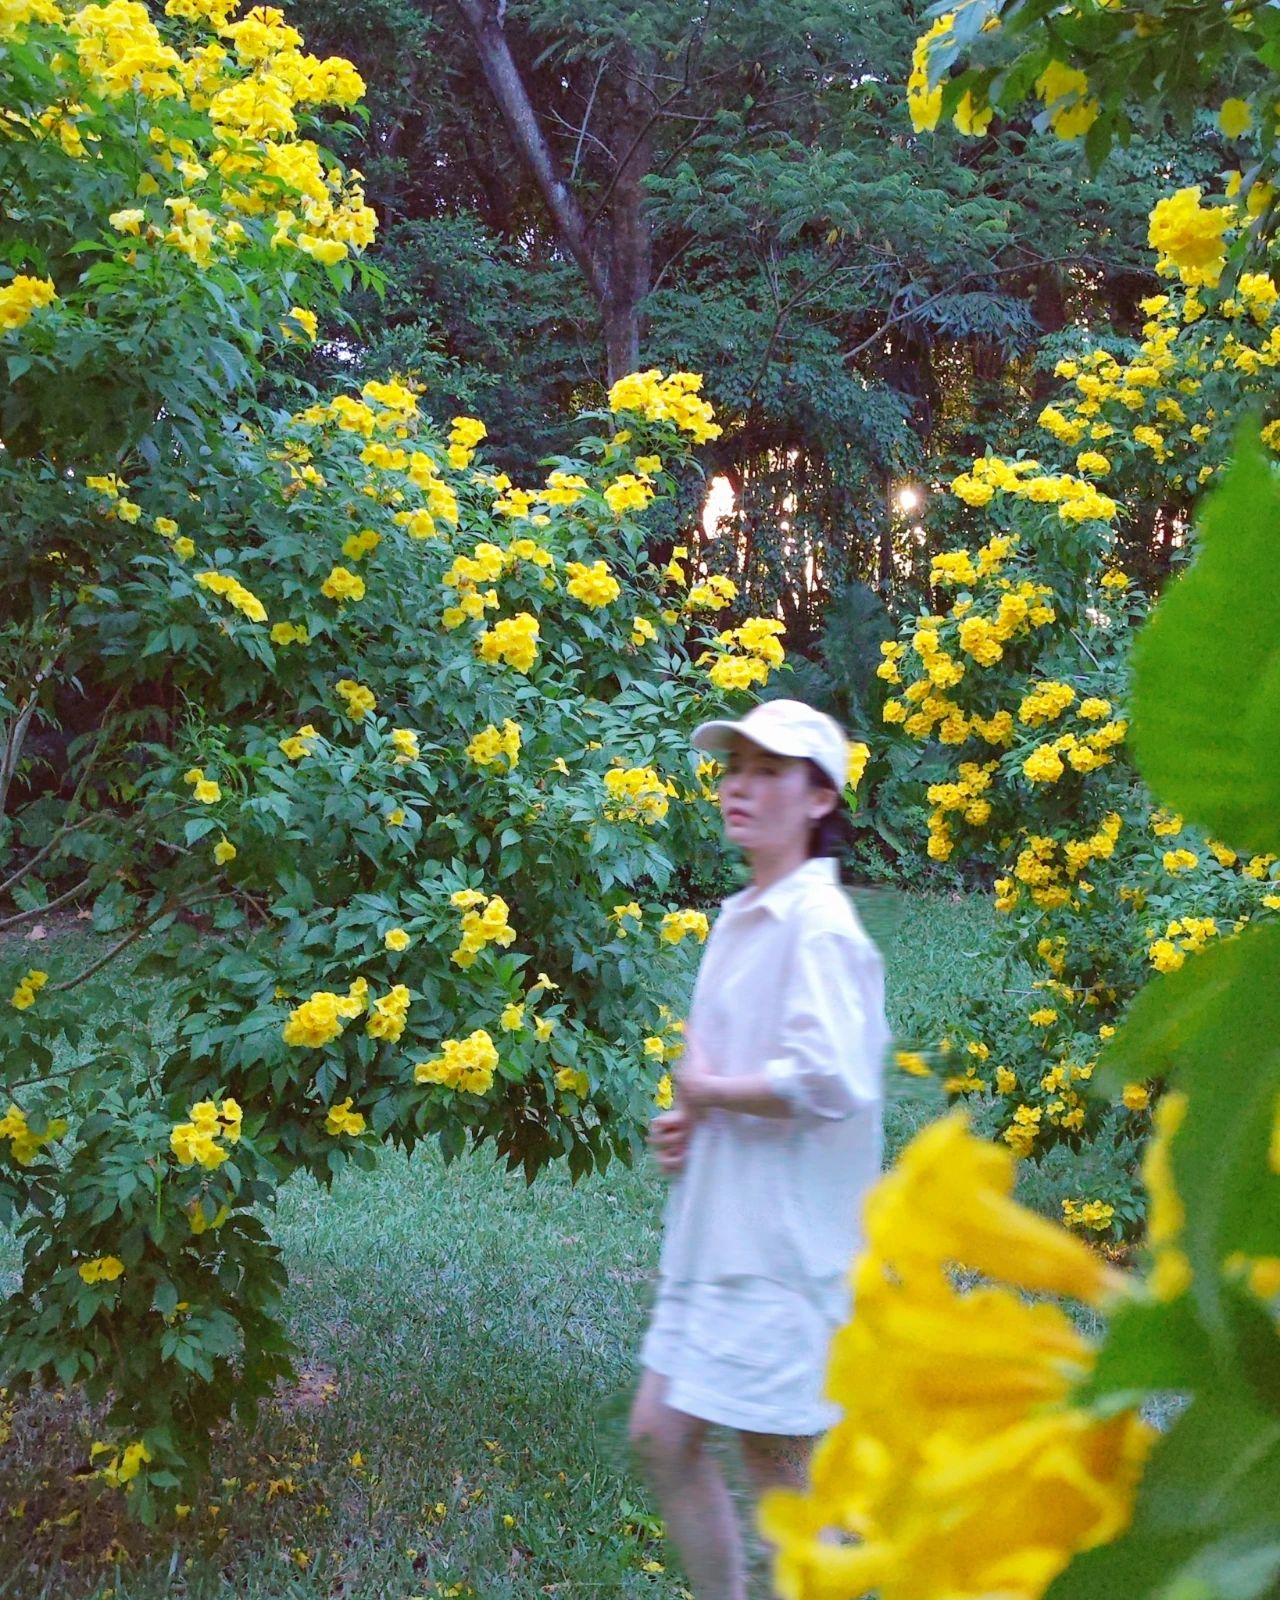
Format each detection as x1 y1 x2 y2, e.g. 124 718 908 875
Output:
720 856 839 922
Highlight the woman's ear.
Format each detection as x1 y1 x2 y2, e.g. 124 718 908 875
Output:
808 785 839 822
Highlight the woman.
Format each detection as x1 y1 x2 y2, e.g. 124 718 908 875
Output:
629 697 888 1600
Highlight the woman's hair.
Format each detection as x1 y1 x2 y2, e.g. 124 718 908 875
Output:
804 760 856 864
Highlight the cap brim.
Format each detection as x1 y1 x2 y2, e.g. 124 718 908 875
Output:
690 718 742 754
691 719 810 762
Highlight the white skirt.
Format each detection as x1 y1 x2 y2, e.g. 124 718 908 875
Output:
639 1272 848 1436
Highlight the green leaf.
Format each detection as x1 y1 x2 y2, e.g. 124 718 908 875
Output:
1046 1386 1280 1600
1099 921 1280 1336
1130 428 1280 855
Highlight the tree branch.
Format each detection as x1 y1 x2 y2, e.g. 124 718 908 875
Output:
839 253 1101 364
570 57 607 181
0 687 128 901
0 877 92 932
451 0 606 305
49 887 223 993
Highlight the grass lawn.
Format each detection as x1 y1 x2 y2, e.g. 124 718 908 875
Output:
0 890 1078 1599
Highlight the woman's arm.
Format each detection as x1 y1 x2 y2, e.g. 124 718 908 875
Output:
676 1038 794 1119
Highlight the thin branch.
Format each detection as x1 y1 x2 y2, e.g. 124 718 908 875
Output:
839 254 1102 364
0 814 101 901
0 877 92 932
570 57 607 181
49 888 221 993
1071 629 1104 671
0 685 125 899
584 91 710 232
545 104 615 165
0 635 71 819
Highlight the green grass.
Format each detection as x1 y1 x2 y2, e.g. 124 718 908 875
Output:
0 891 1118 1599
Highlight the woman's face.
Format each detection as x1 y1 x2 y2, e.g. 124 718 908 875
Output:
716 734 836 858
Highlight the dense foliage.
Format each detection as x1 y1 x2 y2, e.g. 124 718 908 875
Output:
0 0 801 1509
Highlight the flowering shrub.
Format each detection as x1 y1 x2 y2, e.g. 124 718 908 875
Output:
908 0 1280 231
0 1 794 1511
880 192 1280 1235
768 434 1280 1600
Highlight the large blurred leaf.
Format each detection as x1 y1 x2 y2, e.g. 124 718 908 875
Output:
1129 428 1280 856
1098 920 1280 1336
1046 1382 1280 1600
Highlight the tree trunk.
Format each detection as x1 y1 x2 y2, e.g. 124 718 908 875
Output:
451 0 653 384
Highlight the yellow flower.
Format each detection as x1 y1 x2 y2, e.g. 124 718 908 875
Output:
193 779 221 804
282 306 318 343
654 1073 673 1110
324 1098 366 1136
335 679 376 720
761 1113 1143 1598
659 909 709 945
78 1256 125 1284
0 274 57 331
533 1016 556 1042
384 928 410 952
1148 187 1233 286
213 836 236 865
1218 98 1252 138
9 968 49 1011
321 565 366 603
555 1066 589 1098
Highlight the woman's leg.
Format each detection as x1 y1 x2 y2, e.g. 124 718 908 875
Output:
736 1429 813 1497
629 1367 747 1600
736 1431 815 1599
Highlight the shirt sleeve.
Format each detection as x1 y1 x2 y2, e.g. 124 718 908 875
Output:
761 929 886 1119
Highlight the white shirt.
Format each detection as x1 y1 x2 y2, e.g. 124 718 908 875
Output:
658 857 887 1287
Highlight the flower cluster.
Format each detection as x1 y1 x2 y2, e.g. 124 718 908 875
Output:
323 1098 366 1136
1147 915 1221 974
565 559 621 607
9 968 48 1010
602 475 656 516
684 573 737 611
659 908 710 945
334 679 376 720
1062 1197 1116 1232
706 617 786 691
0 1103 67 1165
603 766 672 825
320 565 365 604
279 722 320 761
607 369 722 443
466 719 521 772
450 890 516 969
3 0 376 281
182 765 221 803
78 1255 125 1284
365 983 411 1042
282 979 368 1048
0 274 57 331
476 613 539 673
762 1115 1149 1599
195 568 267 623
554 1065 590 1099
170 1097 242 1168
414 1029 499 1095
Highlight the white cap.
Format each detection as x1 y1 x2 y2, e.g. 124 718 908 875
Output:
691 698 850 793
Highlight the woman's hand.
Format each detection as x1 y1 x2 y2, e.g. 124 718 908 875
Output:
649 1106 694 1175
673 1033 718 1115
